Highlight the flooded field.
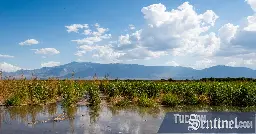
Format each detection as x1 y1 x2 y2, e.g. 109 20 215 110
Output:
0 103 255 134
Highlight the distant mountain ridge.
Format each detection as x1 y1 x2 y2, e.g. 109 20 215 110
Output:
3 62 256 80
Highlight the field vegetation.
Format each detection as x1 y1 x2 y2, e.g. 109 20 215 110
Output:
0 75 256 107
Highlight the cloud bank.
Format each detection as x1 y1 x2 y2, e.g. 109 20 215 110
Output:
65 1 256 69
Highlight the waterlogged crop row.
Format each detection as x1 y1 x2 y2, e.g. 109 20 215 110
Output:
100 81 256 107
0 79 255 107
0 79 101 107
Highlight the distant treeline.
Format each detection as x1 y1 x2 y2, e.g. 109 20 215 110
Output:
55 77 256 82
161 77 256 82
199 77 256 82
119 77 256 82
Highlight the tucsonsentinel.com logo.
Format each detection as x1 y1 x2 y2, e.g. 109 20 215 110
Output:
158 112 256 133
174 113 253 131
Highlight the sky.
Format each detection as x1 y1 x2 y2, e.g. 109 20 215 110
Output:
0 0 256 72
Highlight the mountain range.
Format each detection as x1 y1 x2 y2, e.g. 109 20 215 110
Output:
2 62 256 80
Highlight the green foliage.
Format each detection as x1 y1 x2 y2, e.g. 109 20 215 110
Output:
1 78 256 107
161 93 180 106
5 95 22 106
137 94 157 107
62 80 88 107
88 84 101 106
182 91 199 105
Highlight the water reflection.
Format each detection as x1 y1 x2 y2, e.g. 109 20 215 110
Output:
89 105 101 124
0 104 256 134
7 105 44 125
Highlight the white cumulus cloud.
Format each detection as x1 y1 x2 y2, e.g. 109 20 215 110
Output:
118 34 131 45
41 61 60 67
69 23 115 60
32 48 60 55
19 39 39 46
246 0 256 12
66 1 256 69
166 61 179 66
139 2 219 55
74 45 95 57
222 52 256 68
71 23 111 46
218 23 239 44
129 24 135 30
93 27 108 36
72 36 103 45
119 47 167 61
107 1 220 61
244 15 256 31
193 58 216 69
225 0 256 51
0 62 21 72
83 29 92 35
77 44 124 62
0 54 14 58
65 24 89 33
69 2 221 63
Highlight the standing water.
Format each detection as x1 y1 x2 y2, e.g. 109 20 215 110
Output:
0 103 254 134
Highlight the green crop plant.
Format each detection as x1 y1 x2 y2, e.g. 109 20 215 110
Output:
161 93 181 106
137 93 157 107
0 77 256 107
88 83 101 106
62 80 87 107
5 94 22 106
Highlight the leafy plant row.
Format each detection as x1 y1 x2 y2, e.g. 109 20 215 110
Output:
100 80 256 107
1 79 100 107
1 79 255 107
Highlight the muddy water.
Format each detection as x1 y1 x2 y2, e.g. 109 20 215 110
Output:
0 103 255 134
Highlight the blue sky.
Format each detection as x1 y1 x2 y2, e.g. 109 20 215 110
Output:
1 0 256 72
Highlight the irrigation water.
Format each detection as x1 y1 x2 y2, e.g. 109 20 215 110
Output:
0 102 255 134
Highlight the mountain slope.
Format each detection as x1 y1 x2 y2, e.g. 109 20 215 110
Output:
3 62 256 79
